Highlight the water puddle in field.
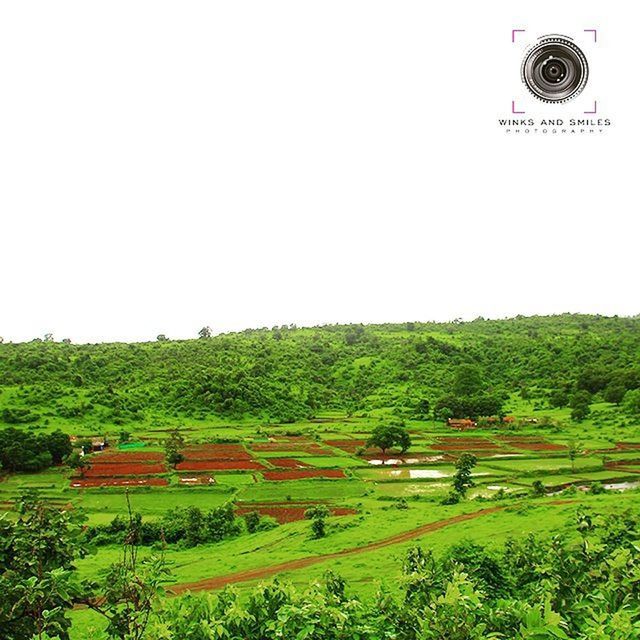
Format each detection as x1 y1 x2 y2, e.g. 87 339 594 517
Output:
549 480 640 495
489 454 523 458
385 469 450 479
603 480 640 491
409 469 449 479
368 455 445 466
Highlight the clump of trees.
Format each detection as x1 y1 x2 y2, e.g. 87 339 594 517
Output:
435 365 505 421
0 427 72 472
86 504 246 548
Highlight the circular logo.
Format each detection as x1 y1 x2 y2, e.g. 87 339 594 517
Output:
521 36 588 103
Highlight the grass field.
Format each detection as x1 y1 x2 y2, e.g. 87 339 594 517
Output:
1 402 639 640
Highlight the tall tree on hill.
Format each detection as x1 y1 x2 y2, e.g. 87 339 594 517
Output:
198 326 212 339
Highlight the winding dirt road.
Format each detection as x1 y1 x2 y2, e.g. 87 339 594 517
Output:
170 505 505 594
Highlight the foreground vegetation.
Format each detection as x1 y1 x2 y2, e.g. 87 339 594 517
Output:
2 495 639 639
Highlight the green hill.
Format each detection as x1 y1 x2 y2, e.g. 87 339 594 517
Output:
1 314 639 428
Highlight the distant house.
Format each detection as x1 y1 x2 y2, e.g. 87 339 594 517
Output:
92 437 108 452
448 418 476 430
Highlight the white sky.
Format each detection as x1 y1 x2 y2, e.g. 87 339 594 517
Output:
1 1 638 343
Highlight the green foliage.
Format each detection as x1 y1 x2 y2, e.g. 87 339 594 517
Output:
86 504 242 548
567 440 582 474
623 389 640 415
149 575 369 640
570 391 592 422
1 315 639 425
453 453 477 496
1 407 39 424
549 389 569 408
164 428 185 469
305 504 330 539
243 510 261 534
435 393 504 420
144 509 640 640
441 490 461 505
0 493 89 640
453 364 484 396
367 424 411 454
0 428 71 472
86 494 172 640
66 451 90 477
531 480 546 496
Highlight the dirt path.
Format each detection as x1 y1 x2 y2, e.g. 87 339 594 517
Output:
170 505 506 594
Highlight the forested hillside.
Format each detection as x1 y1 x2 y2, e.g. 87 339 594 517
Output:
1 314 639 426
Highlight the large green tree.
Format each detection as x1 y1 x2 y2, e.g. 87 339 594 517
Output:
367 425 411 456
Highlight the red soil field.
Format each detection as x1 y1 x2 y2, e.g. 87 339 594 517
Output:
251 442 311 450
83 462 167 477
434 438 500 450
181 444 252 460
70 477 168 488
176 459 265 471
496 436 565 451
92 451 165 463
251 443 334 455
263 469 346 481
325 439 367 453
235 502 357 523
269 458 312 469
